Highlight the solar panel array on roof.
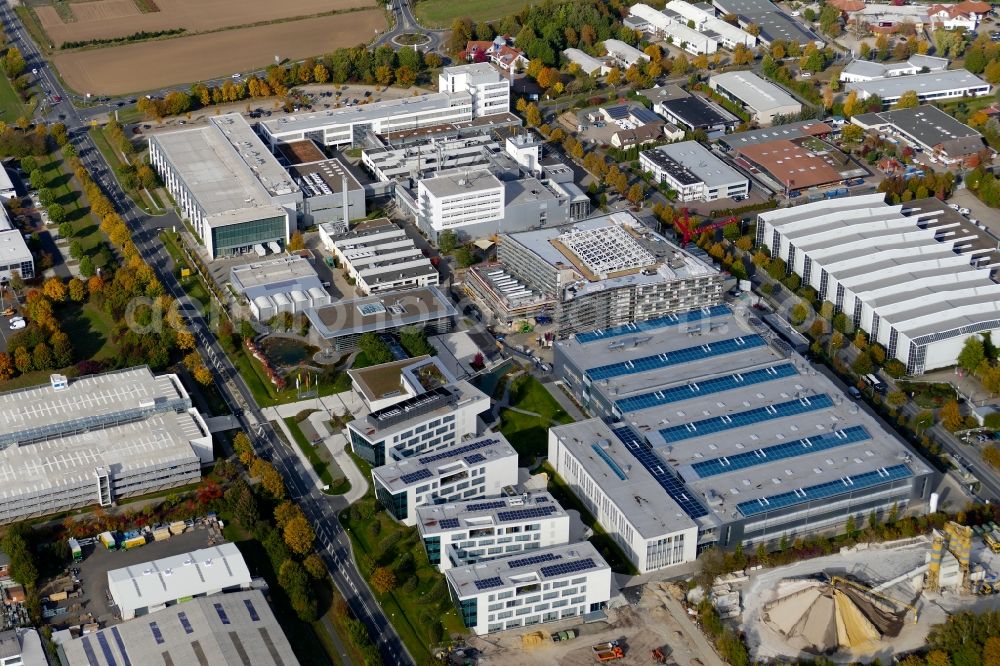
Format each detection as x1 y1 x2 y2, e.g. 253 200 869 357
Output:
615 363 798 413
540 558 596 577
438 518 460 529
465 453 486 464
418 437 500 464
586 335 766 382
96 631 117 666
604 105 630 119
737 464 912 517
691 425 871 478
400 468 434 484
214 602 231 625
178 611 194 634
507 552 562 568
575 305 730 343
613 425 708 519
243 599 260 622
658 394 834 444
473 576 504 590
110 626 133 666
149 622 164 645
82 636 100 665
496 505 558 522
466 500 507 512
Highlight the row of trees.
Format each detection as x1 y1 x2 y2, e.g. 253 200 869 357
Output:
966 166 1000 209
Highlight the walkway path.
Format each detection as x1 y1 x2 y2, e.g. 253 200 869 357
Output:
544 381 588 421
308 411 369 504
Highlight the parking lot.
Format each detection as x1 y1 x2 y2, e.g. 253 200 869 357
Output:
41 526 214 629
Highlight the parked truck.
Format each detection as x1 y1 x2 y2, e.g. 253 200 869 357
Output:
984 532 1000 554
593 641 625 661
98 531 118 551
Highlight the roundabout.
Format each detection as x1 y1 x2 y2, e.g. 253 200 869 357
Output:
392 32 432 46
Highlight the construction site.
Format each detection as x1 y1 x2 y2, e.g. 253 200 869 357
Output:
740 522 1000 662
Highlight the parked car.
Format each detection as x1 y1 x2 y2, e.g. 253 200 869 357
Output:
9 319 25 330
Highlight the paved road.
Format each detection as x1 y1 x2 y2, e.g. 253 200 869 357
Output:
0 6 415 664
374 0 444 52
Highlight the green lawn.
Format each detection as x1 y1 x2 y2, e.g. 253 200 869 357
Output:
284 415 347 493
62 301 117 361
0 71 26 123
499 374 573 462
413 0 532 27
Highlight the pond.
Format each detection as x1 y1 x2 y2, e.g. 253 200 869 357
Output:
261 337 318 368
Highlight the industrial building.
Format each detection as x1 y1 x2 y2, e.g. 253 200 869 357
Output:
319 217 438 295
839 55 949 83
287 154 365 226
445 541 612 635
371 434 519 526
107 543 252 620
550 304 937 569
851 105 987 166
562 49 610 76
345 355 490 466
640 141 749 202
0 168 15 200
0 368 211 524
756 193 1000 374
483 212 722 334
229 255 330 321
0 205 33 283
259 63 509 148
361 134 498 182
58 590 296 666
416 491 571 572
304 285 457 351
844 69 991 105
717 120 835 152
602 39 650 68
735 137 866 194
0 629 45 666
712 0 822 46
709 71 803 125
148 114 299 259
654 94 740 134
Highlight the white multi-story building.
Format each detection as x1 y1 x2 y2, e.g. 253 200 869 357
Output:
416 491 570 572
845 69 991 105
346 356 490 465
640 141 749 202
372 434 519 526
445 541 612 635
757 193 1000 374
548 420 699 574
319 217 438 295
839 55 948 83
663 1 756 49
417 169 505 238
602 39 650 68
0 368 212 524
438 62 511 118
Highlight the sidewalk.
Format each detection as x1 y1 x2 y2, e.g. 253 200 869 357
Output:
308 410 369 504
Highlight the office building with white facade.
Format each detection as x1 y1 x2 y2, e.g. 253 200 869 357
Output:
709 71 802 124
664 1 756 48
346 356 490 466
491 213 722 334
640 141 749 202
839 55 949 83
229 255 330 321
445 541 612 635
416 491 570 572
417 169 505 240
0 206 33 283
551 304 937 562
148 114 299 259
372 434 519 526
438 63 511 118
845 69 991 105
0 368 211 524
757 193 1000 375
629 4 718 55
319 217 438 295
107 543 252 620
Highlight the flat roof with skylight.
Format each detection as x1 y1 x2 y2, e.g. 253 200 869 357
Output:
305 286 456 340
372 434 517 493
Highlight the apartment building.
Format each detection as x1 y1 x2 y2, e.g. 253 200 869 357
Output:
445 541 612 635
640 141 749 202
416 491 570 572
371 434 519 526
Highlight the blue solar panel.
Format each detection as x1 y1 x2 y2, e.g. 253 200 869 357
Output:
737 464 912 517
214 602 231 625
658 394 834 444
466 500 507 512
576 305 731 344
96 631 118 666
615 364 798 414
592 443 628 480
507 552 562 568
474 576 503 590
438 518 460 529
244 599 260 622
691 425 871 478
419 437 500 464
540 558 596 577
81 637 99 666
110 627 132 666
149 622 164 645
586 335 766 382
178 611 194 634
613 426 708 519
496 506 558 522
465 453 486 464
400 468 433 484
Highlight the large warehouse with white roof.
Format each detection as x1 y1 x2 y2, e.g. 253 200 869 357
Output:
756 193 1000 374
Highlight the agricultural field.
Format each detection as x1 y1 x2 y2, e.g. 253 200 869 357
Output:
413 0 530 28
29 0 377 46
52 11 386 95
